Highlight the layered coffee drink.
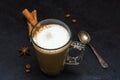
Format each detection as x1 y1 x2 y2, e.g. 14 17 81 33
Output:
31 20 72 75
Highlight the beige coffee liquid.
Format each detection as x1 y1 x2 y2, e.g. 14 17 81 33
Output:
32 24 71 75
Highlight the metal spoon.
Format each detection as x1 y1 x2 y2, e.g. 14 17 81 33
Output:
78 31 109 68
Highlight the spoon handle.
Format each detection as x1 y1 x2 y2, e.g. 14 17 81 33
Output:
88 44 109 68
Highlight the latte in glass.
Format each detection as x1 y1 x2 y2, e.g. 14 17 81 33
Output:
31 19 72 75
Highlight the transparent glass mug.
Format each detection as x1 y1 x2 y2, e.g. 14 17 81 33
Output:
30 19 85 75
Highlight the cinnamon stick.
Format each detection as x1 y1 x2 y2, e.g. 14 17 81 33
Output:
31 9 38 23
27 10 38 36
27 22 32 36
22 9 37 26
22 9 38 35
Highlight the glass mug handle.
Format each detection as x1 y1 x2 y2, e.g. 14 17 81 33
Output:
65 41 85 65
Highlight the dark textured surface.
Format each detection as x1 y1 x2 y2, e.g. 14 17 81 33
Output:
0 0 120 80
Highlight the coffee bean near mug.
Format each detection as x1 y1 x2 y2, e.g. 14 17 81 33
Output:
29 19 85 75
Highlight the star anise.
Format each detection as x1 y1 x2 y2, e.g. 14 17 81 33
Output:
19 47 30 56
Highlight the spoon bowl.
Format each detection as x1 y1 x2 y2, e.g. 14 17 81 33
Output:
78 31 91 45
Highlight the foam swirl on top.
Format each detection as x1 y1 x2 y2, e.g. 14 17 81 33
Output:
33 24 70 49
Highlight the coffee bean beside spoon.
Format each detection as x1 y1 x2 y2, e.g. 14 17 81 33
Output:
78 31 109 68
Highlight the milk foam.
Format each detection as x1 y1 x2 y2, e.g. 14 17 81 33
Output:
33 24 70 49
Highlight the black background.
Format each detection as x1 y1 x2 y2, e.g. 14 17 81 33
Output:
0 0 120 80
